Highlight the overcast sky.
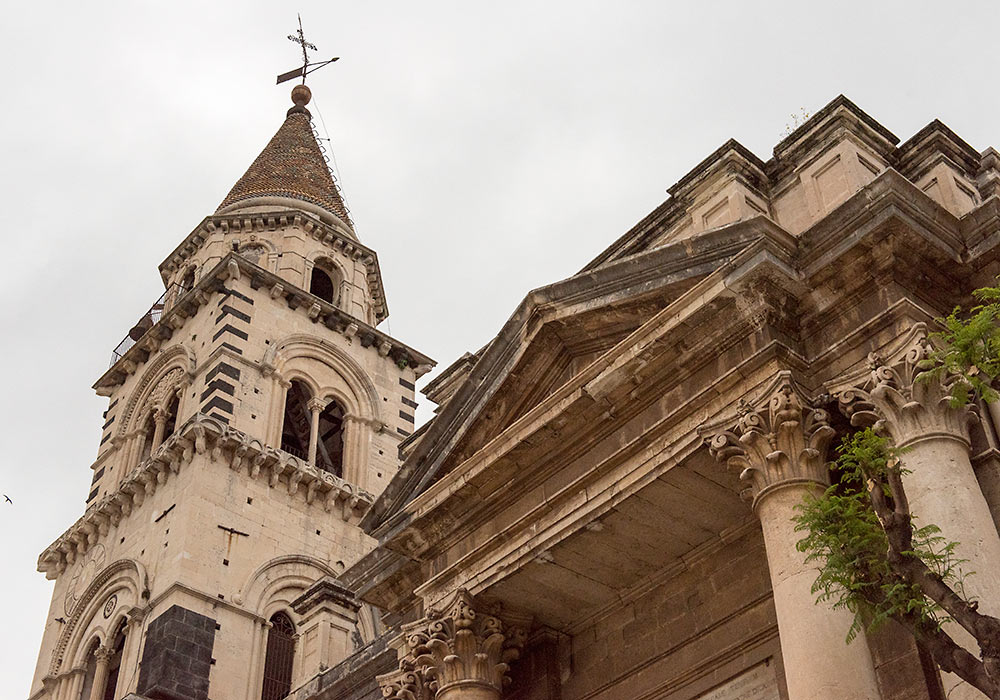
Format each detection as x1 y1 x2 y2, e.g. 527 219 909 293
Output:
2 1 998 695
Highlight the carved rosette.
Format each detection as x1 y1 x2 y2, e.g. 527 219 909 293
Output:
837 334 977 448
377 590 526 700
707 372 835 509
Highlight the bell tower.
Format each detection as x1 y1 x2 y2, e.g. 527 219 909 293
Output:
28 84 433 700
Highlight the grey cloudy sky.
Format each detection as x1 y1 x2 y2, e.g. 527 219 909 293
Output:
2 0 997 694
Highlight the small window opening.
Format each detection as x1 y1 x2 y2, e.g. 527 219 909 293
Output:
280 380 311 460
310 266 336 304
315 400 344 477
261 612 296 700
180 268 195 294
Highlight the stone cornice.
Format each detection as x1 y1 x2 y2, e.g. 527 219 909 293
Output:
37 413 374 580
95 253 433 392
157 209 388 322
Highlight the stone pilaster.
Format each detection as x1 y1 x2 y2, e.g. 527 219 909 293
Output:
707 371 882 700
839 334 1000 700
377 589 526 700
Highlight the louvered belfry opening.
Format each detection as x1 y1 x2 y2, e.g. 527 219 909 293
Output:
280 381 312 460
261 612 296 700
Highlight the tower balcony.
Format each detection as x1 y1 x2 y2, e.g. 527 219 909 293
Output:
109 283 187 368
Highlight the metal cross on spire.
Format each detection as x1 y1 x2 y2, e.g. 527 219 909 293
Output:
276 14 339 85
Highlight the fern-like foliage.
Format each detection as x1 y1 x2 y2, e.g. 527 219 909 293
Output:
794 430 967 643
920 284 1000 406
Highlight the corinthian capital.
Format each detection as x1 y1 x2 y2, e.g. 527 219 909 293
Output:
706 371 835 509
377 589 526 700
837 332 977 448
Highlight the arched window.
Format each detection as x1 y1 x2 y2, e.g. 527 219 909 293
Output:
309 260 340 305
79 639 100 700
315 400 345 477
139 411 156 463
280 381 312 460
161 394 179 443
102 620 127 700
261 612 296 700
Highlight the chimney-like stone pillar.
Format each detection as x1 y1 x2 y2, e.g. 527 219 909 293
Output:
377 589 526 700
290 577 362 687
841 340 1000 700
708 372 882 700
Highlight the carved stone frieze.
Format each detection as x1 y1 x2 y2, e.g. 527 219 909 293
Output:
706 371 835 508
377 589 526 700
835 328 978 448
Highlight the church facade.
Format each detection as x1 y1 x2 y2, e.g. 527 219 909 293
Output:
28 88 1000 700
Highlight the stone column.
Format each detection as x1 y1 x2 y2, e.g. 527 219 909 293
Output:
708 372 882 700
150 407 168 453
88 645 114 700
843 342 1000 699
307 397 326 466
377 589 526 700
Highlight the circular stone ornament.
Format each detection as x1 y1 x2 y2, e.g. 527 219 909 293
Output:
103 594 118 619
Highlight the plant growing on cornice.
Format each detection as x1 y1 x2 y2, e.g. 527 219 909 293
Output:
795 283 1000 699
920 284 1000 407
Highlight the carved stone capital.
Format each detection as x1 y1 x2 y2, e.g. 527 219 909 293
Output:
836 334 977 448
706 371 835 509
377 589 526 700
93 644 114 664
307 397 327 414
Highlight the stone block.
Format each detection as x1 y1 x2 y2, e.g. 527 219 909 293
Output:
137 605 216 700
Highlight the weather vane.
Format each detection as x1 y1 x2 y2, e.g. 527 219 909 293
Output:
276 14 339 85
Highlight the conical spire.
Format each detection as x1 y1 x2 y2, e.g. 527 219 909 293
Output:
217 84 353 230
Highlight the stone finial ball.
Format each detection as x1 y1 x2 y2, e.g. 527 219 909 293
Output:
291 84 312 107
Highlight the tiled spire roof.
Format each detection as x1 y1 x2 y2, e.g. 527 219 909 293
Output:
217 84 352 228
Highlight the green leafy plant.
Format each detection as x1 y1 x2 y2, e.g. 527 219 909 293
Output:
794 283 1000 698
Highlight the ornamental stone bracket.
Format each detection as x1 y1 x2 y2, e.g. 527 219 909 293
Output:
702 370 835 509
37 413 375 580
377 589 527 700
832 324 978 448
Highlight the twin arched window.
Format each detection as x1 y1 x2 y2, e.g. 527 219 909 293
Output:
280 380 345 477
261 612 295 700
79 620 126 700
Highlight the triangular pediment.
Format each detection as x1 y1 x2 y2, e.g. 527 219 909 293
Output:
365 217 783 530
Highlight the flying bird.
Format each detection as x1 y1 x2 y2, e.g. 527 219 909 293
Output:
3 495 11 504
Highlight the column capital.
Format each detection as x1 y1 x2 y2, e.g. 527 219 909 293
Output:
836 333 977 448
377 589 527 700
705 371 835 509
93 644 114 663
307 397 327 414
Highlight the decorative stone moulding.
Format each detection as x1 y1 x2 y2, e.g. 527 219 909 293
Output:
706 371 835 508
37 413 375 580
377 589 527 700
834 326 978 448
157 210 388 321
96 253 431 392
